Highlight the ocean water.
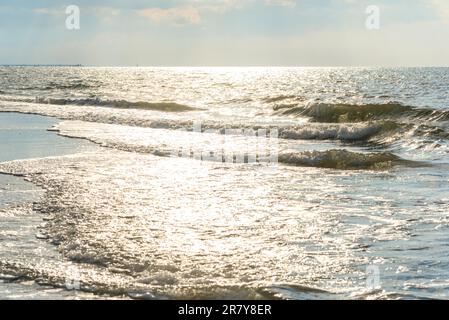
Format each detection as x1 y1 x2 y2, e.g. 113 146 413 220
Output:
0 67 449 299
0 113 97 299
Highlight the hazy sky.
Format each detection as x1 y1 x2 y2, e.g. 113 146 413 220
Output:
1 0 449 66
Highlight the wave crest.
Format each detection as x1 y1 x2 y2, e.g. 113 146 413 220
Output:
278 149 419 170
275 102 449 123
2 96 200 112
278 121 399 141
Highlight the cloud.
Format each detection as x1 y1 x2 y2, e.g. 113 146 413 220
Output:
182 0 252 12
33 6 120 22
137 6 201 25
33 8 51 14
32 7 62 16
48 0 295 27
428 0 449 19
135 0 300 26
90 6 121 23
264 0 296 8
136 0 254 25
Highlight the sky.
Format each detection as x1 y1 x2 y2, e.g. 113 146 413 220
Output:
0 0 449 66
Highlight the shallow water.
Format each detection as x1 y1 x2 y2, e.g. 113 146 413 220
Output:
0 113 97 299
0 67 449 299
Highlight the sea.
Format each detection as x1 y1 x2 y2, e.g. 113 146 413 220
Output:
0 66 448 299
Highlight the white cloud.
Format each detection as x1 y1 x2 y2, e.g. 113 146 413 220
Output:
428 0 449 19
91 7 120 18
32 7 62 16
183 0 253 12
135 0 248 26
33 6 120 22
137 6 201 25
33 8 51 14
264 0 296 8
136 0 292 26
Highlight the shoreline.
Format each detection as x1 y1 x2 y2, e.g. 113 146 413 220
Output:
0 112 86 208
0 112 97 299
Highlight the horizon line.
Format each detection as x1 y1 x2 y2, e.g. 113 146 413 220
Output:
2 64 449 68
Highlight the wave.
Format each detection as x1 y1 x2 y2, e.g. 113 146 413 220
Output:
1 99 448 145
0 258 334 299
412 124 449 140
275 102 449 123
43 82 93 90
2 83 92 92
278 121 400 142
34 97 201 112
52 120 423 170
264 95 299 103
0 98 388 142
1 96 200 112
278 149 421 170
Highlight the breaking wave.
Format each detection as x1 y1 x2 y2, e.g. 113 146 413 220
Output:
51 120 422 170
278 121 400 142
1 99 448 146
278 149 421 170
0 96 200 112
263 94 300 103
275 102 449 123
